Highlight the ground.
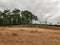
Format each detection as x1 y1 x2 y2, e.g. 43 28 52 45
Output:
0 25 60 45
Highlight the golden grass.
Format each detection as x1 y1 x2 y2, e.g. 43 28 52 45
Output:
0 26 60 45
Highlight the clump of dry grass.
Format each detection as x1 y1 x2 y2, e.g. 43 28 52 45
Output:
54 32 60 34
30 30 38 33
12 32 18 36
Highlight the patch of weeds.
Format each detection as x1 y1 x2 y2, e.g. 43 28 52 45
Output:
12 32 18 36
39 31 43 33
20 29 25 32
0 33 2 36
1 28 5 30
55 32 60 34
30 30 38 33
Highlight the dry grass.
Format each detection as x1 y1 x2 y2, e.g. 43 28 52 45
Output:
0 25 60 45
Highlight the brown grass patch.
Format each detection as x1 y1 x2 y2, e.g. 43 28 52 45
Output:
0 26 60 45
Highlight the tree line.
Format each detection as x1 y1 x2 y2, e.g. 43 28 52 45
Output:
0 9 38 26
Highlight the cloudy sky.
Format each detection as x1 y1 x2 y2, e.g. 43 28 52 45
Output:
0 0 60 24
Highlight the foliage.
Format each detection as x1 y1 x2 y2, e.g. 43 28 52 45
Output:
0 9 38 26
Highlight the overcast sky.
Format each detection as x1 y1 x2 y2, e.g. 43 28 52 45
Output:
0 0 60 24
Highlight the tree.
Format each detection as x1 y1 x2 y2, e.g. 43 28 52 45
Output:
21 10 38 24
0 11 3 25
57 22 59 24
0 9 38 25
45 21 47 24
49 22 52 25
1 9 11 25
11 9 21 25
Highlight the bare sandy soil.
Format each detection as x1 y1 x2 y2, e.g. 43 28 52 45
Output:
0 26 60 45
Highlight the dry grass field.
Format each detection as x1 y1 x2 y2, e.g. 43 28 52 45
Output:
0 25 60 45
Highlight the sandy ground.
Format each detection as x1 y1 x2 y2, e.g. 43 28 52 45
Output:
0 26 60 45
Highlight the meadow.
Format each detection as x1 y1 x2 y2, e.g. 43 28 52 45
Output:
0 25 60 45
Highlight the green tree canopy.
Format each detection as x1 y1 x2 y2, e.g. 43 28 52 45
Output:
21 10 38 24
0 9 38 26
